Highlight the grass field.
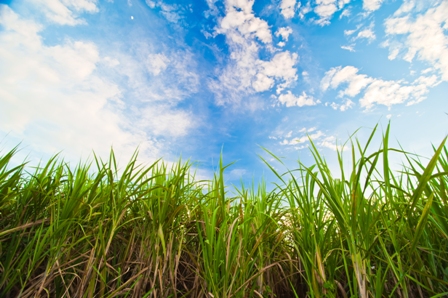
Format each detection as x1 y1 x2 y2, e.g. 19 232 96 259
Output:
1 124 447 297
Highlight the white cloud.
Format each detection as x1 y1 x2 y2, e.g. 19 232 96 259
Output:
344 23 376 45
302 70 312 84
278 91 318 107
277 128 346 151
280 0 297 19
363 0 383 12
227 168 247 181
337 0 350 8
137 105 195 137
387 48 399 60
421 67 433 74
210 48 298 104
30 0 98 25
209 0 299 106
321 65 440 109
252 72 275 92
384 1 448 81
319 135 347 151
51 41 99 79
0 6 138 161
313 0 350 25
146 0 156 8
103 56 120 68
298 127 317 133
357 28 376 41
204 0 219 16
328 99 354 111
145 0 182 23
0 5 43 49
344 28 357 36
339 8 350 18
315 0 337 19
0 5 198 165
218 3 272 44
298 2 312 19
329 102 338 109
118 46 199 104
321 66 373 96
146 53 170 76
304 127 316 133
258 51 299 93
341 45 355 52
275 26 293 41
280 130 324 145
359 80 412 109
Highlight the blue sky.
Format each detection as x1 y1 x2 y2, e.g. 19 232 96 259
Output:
1 0 447 185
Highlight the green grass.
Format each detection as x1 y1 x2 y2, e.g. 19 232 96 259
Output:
1 124 447 297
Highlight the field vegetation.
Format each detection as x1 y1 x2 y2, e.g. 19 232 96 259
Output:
1 124 447 297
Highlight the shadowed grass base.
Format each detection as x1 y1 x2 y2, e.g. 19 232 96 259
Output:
1 124 447 297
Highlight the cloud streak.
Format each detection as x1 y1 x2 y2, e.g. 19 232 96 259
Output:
274 127 347 151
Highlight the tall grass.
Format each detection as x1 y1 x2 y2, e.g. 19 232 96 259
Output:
1 125 447 297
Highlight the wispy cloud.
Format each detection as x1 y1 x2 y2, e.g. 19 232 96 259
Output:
145 0 184 23
344 22 376 46
356 27 375 42
0 5 157 162
327 99 355 111
341 45 355 52
0 3 199 164
321 65 440 109
145 53 170 76
383 1 448 81
280 130 324 145
274 127 347 151
313 0 350 26
339 8 351 19
30 0 98 25
319 135 347 151
136 105 195 137
363 0 383 12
